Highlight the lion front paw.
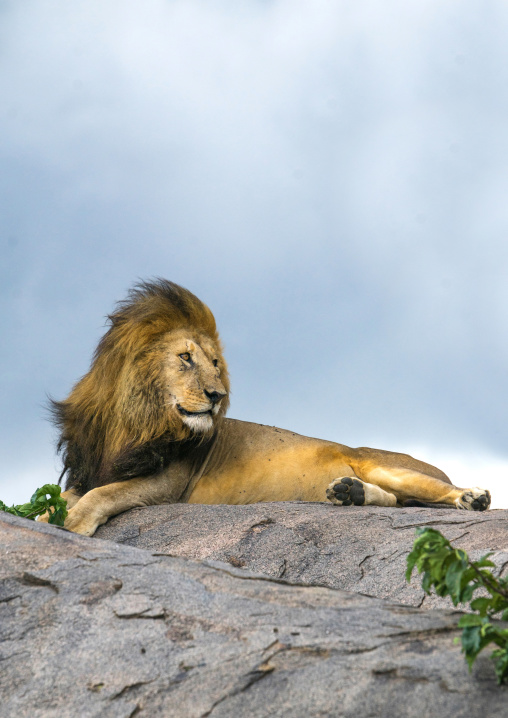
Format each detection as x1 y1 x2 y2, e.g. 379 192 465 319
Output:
63 506 100 536
455 487 491 512
326 477 366 506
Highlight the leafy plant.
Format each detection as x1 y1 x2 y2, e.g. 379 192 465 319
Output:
0 484 68 526
406 527 508 684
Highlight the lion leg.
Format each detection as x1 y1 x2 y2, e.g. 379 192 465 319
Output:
353 465 491 512
36 488 82 524
326 477 397 507
61 477 178 537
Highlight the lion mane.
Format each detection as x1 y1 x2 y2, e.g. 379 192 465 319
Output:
51 279 230 496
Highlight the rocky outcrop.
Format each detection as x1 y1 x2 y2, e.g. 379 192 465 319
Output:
96 503 508 608
1 510 507 717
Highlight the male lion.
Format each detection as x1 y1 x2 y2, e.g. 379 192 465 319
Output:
43 279 491 536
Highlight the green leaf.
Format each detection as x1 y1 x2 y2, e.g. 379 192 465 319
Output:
470 597 493 616
474 553 496 569
445 560 468 604
458 614 484 628
492 647 508 685
458 613 483 628
461 626 483 668
405 551 418 582
0 484 67 524
48 504 68 526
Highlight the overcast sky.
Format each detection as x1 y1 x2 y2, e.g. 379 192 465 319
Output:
2 0 508 508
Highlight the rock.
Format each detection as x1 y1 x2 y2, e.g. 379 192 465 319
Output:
1 512 507 717
96 503 508 608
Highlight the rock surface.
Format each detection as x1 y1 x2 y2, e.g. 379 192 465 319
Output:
96 503 508 608
1 511 508 717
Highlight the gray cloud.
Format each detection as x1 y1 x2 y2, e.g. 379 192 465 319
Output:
1 0 508 504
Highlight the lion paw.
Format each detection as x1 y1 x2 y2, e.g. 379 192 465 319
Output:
455 487 491 512
62 506 100 536
326 477 365 506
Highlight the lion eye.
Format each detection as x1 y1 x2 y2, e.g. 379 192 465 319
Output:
212 359 219 367
179 353 191 362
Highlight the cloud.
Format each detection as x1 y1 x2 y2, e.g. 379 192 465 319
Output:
1 1 507 506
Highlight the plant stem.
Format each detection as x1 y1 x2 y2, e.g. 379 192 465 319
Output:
23 508 48 520
467 560 508 600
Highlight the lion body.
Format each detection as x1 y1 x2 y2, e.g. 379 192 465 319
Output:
44 279 491 536
185 419 450 505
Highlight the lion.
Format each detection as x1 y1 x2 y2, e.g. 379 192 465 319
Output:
41 279 491 536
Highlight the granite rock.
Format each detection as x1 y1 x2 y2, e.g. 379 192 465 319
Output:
96 502 508 608
1 512 507 717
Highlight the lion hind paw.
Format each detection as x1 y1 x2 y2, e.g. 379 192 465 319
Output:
326 477 366 506
455 487 491 512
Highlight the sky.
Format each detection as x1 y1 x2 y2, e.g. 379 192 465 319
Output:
1 0 508 508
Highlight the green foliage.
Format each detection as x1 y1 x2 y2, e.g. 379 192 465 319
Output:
0 484 68 526
407 527 508 684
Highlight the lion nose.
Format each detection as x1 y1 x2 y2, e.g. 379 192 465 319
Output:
204 389 226 405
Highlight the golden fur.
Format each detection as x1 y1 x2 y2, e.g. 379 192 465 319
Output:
41 279 491 536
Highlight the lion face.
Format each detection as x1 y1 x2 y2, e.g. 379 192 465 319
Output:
159 329 228 436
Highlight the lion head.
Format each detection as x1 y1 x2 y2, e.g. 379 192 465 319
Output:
51 279 230 494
